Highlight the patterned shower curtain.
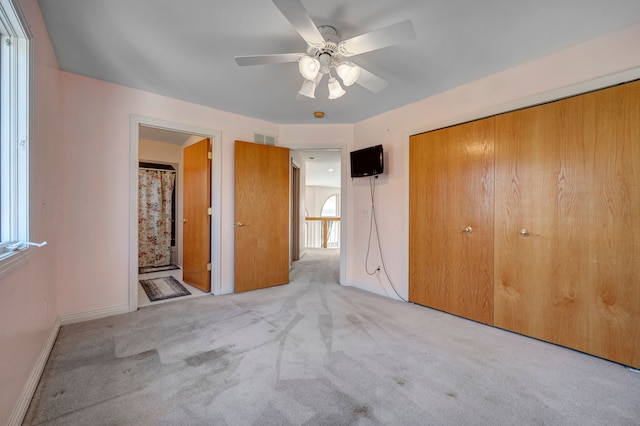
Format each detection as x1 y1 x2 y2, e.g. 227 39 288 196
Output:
138 169 176 267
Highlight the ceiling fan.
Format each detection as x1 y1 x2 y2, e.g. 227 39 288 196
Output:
234 0 416 100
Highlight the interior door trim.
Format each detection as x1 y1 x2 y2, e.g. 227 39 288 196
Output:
289 145 347 286
129 115 222 312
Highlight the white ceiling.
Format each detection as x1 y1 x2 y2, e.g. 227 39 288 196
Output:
299 150 341 188
38 0 640 125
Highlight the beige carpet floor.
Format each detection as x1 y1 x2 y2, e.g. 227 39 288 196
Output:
23 248 640 425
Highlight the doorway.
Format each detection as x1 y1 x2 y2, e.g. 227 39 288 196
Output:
292 148 344 283
129 116 222 312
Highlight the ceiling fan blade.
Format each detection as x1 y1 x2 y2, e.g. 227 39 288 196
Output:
355 67 388 93
338 20 416 57
272 0 325 49
235 53 303 66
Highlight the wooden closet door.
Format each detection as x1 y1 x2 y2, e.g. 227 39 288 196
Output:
581 81 640 367
409 118 495 325
494 81 640 368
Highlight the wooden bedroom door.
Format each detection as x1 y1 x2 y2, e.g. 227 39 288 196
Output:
234 141 290 293
183 138 211 292
409 117 495 325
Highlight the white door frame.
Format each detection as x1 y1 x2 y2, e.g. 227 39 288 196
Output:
129 115 222 312
291 145 347 286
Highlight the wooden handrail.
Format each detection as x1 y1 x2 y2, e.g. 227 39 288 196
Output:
305 217 340 248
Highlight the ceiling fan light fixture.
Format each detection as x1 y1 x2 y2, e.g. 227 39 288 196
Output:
298 79 317 98
234 2 414 107
327 77 346 99
336 62 361 86
318 52 332 74
299 55 320 81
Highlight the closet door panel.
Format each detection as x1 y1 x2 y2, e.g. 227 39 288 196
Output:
410 118 494 324
495 80 640 368
409 129 449 309
495 96 587 345
581 81 640 367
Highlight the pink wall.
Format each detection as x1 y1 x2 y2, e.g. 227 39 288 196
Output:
0 0 63 422
279 124 353 146
56 72 279 312
349 23 640 299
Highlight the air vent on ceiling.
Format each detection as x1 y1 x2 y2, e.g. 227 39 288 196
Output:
254 132 276 146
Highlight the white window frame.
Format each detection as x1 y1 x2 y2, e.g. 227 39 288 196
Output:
0 0 32 277
320 193 339 217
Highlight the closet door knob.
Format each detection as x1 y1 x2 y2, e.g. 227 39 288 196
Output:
520 229 530 237
464 226 473 234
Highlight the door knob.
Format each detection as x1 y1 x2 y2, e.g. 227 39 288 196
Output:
235 222 244 227
183 219 187 223
520 229 530 237
463 226 473 234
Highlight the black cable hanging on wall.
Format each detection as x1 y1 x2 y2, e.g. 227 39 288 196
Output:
364 176 407 302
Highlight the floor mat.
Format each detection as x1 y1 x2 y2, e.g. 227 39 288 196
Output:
139 276 191 302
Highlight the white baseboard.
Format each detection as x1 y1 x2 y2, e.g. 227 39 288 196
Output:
7 317 60 426
60 304 129 325
344 281 405 302
8 304 131 424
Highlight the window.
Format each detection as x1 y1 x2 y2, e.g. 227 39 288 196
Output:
320 194 340 249
320 194 338 217
0 0 31 276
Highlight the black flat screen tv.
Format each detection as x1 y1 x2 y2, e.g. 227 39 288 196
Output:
350 144 384 178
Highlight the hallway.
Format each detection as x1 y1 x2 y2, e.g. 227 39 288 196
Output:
290 248 340 285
